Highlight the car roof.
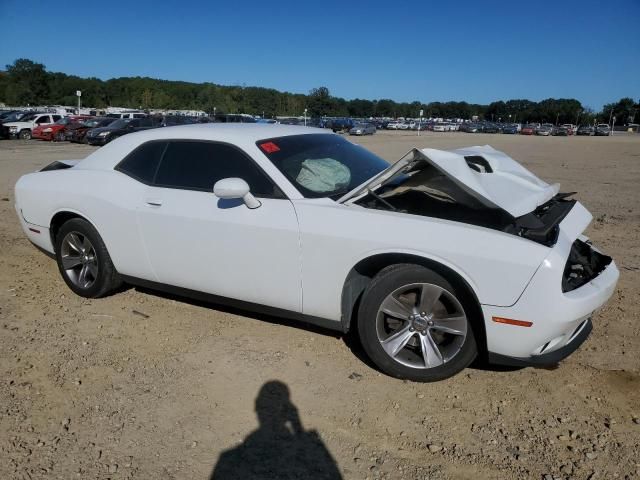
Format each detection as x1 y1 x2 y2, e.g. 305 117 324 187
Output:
77 123 331 171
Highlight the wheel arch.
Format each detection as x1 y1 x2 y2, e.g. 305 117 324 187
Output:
49 210 100 252
340 252 487 355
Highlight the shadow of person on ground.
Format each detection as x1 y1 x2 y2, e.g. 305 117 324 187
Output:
210 380 342 480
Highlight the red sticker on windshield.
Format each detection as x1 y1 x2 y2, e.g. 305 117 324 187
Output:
259 141 280 153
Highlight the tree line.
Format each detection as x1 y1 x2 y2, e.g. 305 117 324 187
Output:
1 59 638 125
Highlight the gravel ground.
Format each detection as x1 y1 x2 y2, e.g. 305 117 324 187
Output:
1 131 639 480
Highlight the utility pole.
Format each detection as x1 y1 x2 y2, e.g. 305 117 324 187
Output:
76 90 81 113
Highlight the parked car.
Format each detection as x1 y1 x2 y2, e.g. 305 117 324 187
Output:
432 123 447 132
349 123 376 135
3 113 64 140
501 124 519 134
212 114 257 124
33 115 93 141
14 125 618 382
105 111 147 120
562 124 576 135
86 117 160 146
66 117 117 143
552 126 569 136
576 125 594 136
460 123 480 133
482 123 500 134
327 118 354 133
1 110 33 138
536 125 553 136
595 124 611 136
520 125 536 135
386 122 400 130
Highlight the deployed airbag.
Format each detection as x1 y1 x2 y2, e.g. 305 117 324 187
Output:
296 158 351 193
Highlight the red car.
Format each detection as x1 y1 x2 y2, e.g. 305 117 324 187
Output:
520 124 536 135
32 115 93 141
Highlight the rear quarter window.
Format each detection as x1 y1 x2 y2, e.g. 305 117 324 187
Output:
115 141 167 184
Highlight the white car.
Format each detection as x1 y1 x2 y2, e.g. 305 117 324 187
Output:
14 124 618 382
5 112 64 139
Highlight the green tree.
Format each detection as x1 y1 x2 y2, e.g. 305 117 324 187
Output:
308 87 332 117
4 58 50 105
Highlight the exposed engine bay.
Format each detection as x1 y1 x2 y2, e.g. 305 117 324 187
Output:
353 147 577 247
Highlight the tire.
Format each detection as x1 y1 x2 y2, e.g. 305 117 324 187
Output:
19 129 32 140
54 218 122 298
54 131 65 142
357 264 477 382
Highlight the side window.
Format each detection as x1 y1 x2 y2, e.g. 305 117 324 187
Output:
36 116 51 124
52 115 62 122
154 141 284 198
115 141 166 184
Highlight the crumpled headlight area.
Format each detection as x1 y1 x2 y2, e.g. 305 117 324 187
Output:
562 239 612 292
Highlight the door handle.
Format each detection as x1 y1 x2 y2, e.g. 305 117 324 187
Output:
145 199 163 207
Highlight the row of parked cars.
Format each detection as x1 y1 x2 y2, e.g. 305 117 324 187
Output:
0 110 261 145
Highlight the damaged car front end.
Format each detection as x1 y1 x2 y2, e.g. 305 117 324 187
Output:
339 145 618 366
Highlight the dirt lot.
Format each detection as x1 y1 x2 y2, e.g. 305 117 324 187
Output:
1 131 639 480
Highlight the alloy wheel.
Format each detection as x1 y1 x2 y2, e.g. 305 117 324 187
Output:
376 282 468 369
60 231 99 289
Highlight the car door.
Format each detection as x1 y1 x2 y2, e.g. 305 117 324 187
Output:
34 115 53 128
135 140 302 313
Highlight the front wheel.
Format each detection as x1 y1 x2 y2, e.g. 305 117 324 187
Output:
55 218 122 298
54 131 65 142
358 264 477 382
19 129 32 140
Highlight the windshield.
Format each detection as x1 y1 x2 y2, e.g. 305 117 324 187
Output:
257 134 390 199
16 113 37 122
54 117 72 125
108 119 132 129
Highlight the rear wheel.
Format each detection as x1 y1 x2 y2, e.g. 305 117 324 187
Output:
55 218 122 298
358 264 477 382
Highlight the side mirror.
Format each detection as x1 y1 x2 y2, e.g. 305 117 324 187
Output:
213 178 261 209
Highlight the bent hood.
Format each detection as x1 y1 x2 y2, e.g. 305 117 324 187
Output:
339 145 559 218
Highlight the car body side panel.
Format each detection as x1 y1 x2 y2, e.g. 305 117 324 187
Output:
293 198 550 321
136 187 302 313
15 169 155 280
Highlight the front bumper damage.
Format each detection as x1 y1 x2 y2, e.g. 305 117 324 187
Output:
483 202 619 366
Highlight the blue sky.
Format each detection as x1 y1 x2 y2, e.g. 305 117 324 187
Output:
1 0 638 109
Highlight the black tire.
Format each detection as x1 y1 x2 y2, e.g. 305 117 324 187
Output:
54 218 122 298
19 129 32 140
357 264 477 382
54 131 65 142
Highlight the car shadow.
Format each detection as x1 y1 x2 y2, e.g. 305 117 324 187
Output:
209 380 343 480
130 285 343 339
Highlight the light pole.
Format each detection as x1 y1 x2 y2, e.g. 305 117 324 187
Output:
576 109 582 126
611 116 616 136
418 109 423 136
304 108 307 127
213 106 216 118
555 113 559 126
76 90 81 113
